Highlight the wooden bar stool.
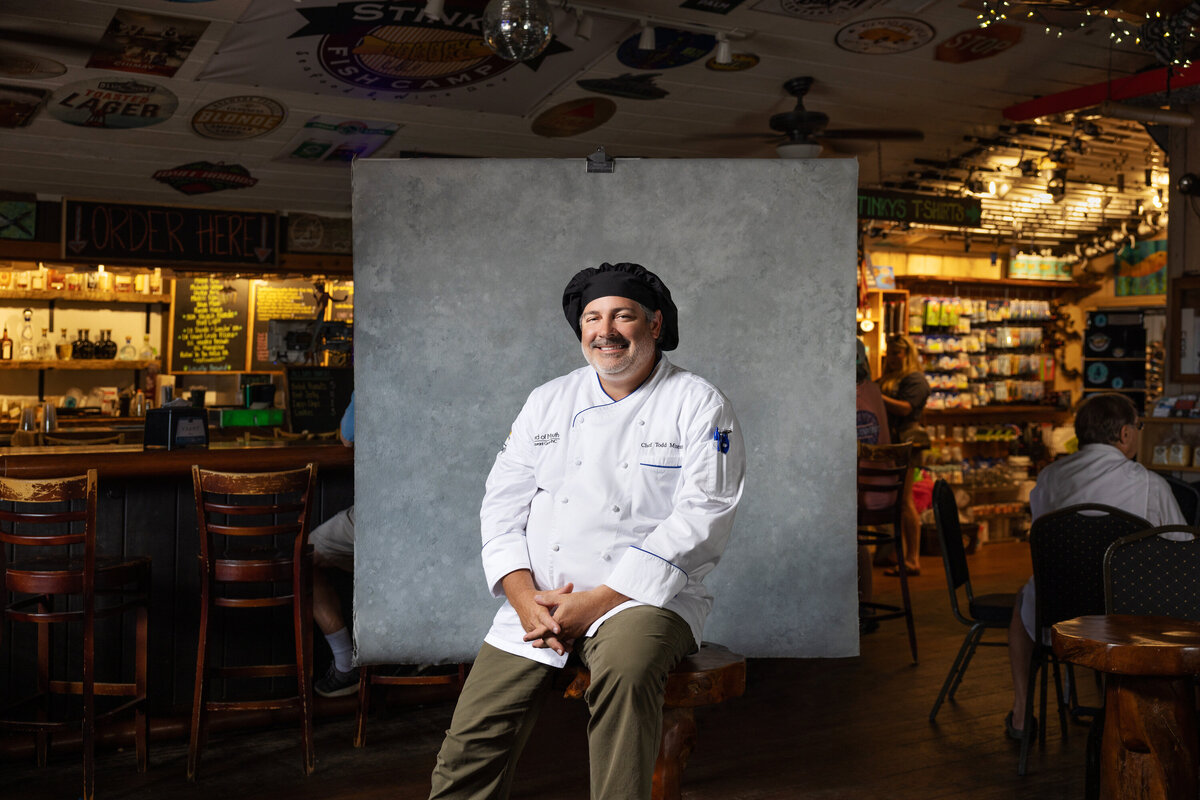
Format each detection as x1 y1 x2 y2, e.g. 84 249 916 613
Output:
563 642 746 800
188 463 318 780
0 469 151 800
353 663 467 747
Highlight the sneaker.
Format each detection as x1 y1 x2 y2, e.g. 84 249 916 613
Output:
315 664 360 698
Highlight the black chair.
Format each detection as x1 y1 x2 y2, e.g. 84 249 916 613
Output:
1162 475 1200 526
1019 503 1151 776
928 479 1016 722
1083 525 1200 798
856 441 918 663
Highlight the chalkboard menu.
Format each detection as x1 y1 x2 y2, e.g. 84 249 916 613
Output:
169 276 250 373
63 199 278 266
284 367 353 434
249 279 318 372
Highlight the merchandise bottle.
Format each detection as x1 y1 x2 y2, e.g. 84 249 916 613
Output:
56 328 71 360
1 328 13 360
36 328 52 360
118 336 137 360
16 308 34 360
97 329 117 359
139 335 156 360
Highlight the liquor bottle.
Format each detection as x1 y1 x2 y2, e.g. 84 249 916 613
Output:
36 328 52 360
72 329 95 360
96 330 117 359
139 335 156 360
118 336 137 360
56 328 71 360
17 308 34 360
1 328 13 360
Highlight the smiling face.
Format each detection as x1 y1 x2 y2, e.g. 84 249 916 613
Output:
580 295 662 397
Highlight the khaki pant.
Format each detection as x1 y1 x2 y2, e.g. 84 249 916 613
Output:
429 605 695 800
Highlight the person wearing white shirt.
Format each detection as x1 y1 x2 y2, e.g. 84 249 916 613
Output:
428 262 746 800
1005 392 1185 740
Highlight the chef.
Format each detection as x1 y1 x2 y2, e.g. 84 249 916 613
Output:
429 262 746 800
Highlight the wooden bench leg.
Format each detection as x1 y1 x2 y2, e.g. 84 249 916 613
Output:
652 707 696 800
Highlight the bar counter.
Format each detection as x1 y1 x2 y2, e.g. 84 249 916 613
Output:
0 440 354 716
0 440 354 479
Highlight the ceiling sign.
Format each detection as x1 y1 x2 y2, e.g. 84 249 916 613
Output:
0 53 66 79
617 28 715 69
62 199 278 266
531 97 616 137
752 0 884 24
858 189 982 228
935 24 1022 64
87 9 209 78
706 52 759 71
576 73 668 100
191 95 287 140
287 213 352 254
835 17 935 54
680 0 748 13
47 78 177 129
197 0 633 115
152 161 259 194
0 83 49 128
276 116 400 165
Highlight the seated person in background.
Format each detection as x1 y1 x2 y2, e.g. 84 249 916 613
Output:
312 392 359 697
856 338 890 631
1005 392 1184 739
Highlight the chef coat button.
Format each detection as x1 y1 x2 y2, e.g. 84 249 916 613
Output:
560 497 569 504
574 458 582 466
621 462 628 469
638 419 645 426
551 544 560 552
602 553 611 561
611 505 620 513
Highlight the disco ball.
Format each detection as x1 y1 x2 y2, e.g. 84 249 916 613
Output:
482 0 554 62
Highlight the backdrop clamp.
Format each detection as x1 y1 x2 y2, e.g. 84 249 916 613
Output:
586 146 614 174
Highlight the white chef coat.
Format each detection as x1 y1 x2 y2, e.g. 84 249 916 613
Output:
479 355 746 667
1019 442 1186 638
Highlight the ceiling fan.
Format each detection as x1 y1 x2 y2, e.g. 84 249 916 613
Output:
694 77 924 158
768 77 924 158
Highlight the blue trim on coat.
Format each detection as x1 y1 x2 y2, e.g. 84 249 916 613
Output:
630 545 687 576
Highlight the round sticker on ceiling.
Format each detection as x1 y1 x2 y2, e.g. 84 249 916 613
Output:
835 17 935 55
192 96 287 140
48 78 177 129
705 53 759 72
617 28 715 70
0 53 67 79
531 97 616 138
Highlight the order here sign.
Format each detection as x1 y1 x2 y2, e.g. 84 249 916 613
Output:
62 199 278 267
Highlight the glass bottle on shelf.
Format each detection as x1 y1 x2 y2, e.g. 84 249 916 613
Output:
72 329 95 360
139 335 156 360
96 329 117 360
36 328 52 360
17 308 34 360
149 268 163 294
1 328 13 360
118 335 137 360
56 328 71 360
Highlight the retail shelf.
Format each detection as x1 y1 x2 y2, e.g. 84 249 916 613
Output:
896 275 1085 291
0 290 168 304
0 359 158 370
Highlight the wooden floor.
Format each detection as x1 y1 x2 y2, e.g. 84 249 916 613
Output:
4 539 1100 800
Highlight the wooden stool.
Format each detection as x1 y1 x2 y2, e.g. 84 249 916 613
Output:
353 663 467 747
0 469 151 800
563 642 746 800
188 463 318 780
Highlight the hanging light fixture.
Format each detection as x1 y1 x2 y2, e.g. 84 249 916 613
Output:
714 32 732 64
638 21 656 50
422 0 444 22
482 0 555 62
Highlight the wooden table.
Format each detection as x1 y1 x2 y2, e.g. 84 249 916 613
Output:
1052 614 1200 800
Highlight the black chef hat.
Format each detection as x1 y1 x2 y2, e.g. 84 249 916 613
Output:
562 262 678 351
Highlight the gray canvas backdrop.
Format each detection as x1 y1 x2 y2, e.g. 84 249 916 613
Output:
351 158 857 662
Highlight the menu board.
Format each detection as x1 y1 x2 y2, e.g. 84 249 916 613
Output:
284 367 353 434
168 275 250 373
249 279 318 372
